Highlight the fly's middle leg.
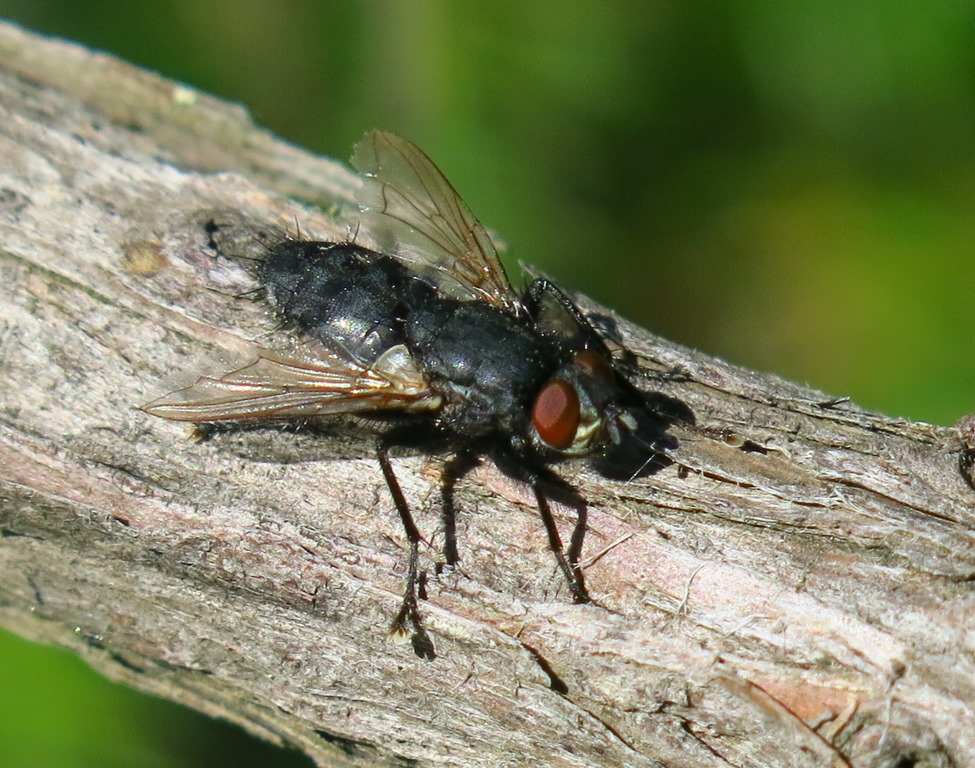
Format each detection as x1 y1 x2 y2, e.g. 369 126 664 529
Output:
437 450 479 573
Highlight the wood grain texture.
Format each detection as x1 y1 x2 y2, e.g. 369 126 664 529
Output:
1 22 973 768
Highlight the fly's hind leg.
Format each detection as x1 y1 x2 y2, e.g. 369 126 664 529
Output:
375 438 436 660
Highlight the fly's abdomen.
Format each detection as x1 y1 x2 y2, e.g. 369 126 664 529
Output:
260 241 432 362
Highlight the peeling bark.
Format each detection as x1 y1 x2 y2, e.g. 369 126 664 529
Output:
1 22 973 768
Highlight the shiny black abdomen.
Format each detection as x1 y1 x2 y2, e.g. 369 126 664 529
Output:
260 241 435 362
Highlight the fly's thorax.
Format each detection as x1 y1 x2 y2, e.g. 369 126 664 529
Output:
529 349 636 457
404 299 560 438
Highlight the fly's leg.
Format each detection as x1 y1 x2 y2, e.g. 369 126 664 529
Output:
493 449 590 604
532 486 589 604
523 278 589 325
376 439 435 659
522 278 613 358
438 450 479 573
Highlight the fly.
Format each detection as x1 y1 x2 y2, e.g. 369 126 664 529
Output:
143 131 663 658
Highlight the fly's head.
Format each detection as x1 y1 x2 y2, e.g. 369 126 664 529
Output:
528 347 638 458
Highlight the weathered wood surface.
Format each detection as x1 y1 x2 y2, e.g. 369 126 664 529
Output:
1 22 974 768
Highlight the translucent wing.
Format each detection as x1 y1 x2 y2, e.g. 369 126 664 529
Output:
352 130 524 316
141 344 442 423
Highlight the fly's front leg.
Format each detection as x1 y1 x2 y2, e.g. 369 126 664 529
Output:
532 485 590 604
375 438 435 659
523 278 589 327
493 449 590 604
522 278 614 359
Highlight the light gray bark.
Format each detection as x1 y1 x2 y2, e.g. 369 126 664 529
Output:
1 21 973 768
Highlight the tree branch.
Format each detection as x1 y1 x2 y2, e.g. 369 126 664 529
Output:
1 22 973 767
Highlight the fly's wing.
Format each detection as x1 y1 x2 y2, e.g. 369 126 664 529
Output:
141 344 442 423
352 130 524 317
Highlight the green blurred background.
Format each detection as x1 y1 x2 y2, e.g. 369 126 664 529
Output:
1 2 973 766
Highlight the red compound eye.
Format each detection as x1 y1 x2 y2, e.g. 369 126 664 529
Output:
532 379 580 449
573 350 612 381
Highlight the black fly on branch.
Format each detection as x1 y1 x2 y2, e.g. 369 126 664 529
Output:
143 131 682 658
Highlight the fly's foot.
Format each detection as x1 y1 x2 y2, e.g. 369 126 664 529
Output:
388 592 435 660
